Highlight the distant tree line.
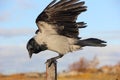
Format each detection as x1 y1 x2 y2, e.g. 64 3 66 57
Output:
69 56 120 73
69 56 99 72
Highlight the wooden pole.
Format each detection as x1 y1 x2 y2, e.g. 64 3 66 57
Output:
46 59 57 80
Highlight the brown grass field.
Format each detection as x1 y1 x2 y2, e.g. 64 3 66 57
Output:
0 72 119 80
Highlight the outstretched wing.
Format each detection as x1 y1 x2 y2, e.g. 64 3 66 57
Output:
36 0 87 38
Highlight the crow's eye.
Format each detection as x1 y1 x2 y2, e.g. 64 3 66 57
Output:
27 43 32 49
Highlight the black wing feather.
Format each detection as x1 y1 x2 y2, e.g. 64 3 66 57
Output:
36 0 87 38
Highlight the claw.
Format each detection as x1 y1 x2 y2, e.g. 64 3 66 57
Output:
45 54 63 67
46 58 57 67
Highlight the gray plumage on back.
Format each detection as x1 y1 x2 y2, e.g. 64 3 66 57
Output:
27 0 106 64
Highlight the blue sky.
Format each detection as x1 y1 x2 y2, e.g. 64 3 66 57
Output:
0 0 120 74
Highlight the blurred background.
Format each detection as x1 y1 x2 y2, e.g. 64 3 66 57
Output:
0 0 120 75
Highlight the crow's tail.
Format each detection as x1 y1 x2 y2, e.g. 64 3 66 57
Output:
78 38 107 47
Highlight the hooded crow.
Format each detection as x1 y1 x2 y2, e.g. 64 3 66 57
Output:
27 0 106 65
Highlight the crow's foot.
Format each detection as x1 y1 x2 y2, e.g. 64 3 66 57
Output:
46 58 57 67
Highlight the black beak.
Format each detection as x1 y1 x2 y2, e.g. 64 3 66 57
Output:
28 50 33 58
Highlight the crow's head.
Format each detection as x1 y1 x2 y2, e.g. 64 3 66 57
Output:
26 38 47 58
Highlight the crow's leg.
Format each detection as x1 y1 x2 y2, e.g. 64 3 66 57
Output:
46 54 63 67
